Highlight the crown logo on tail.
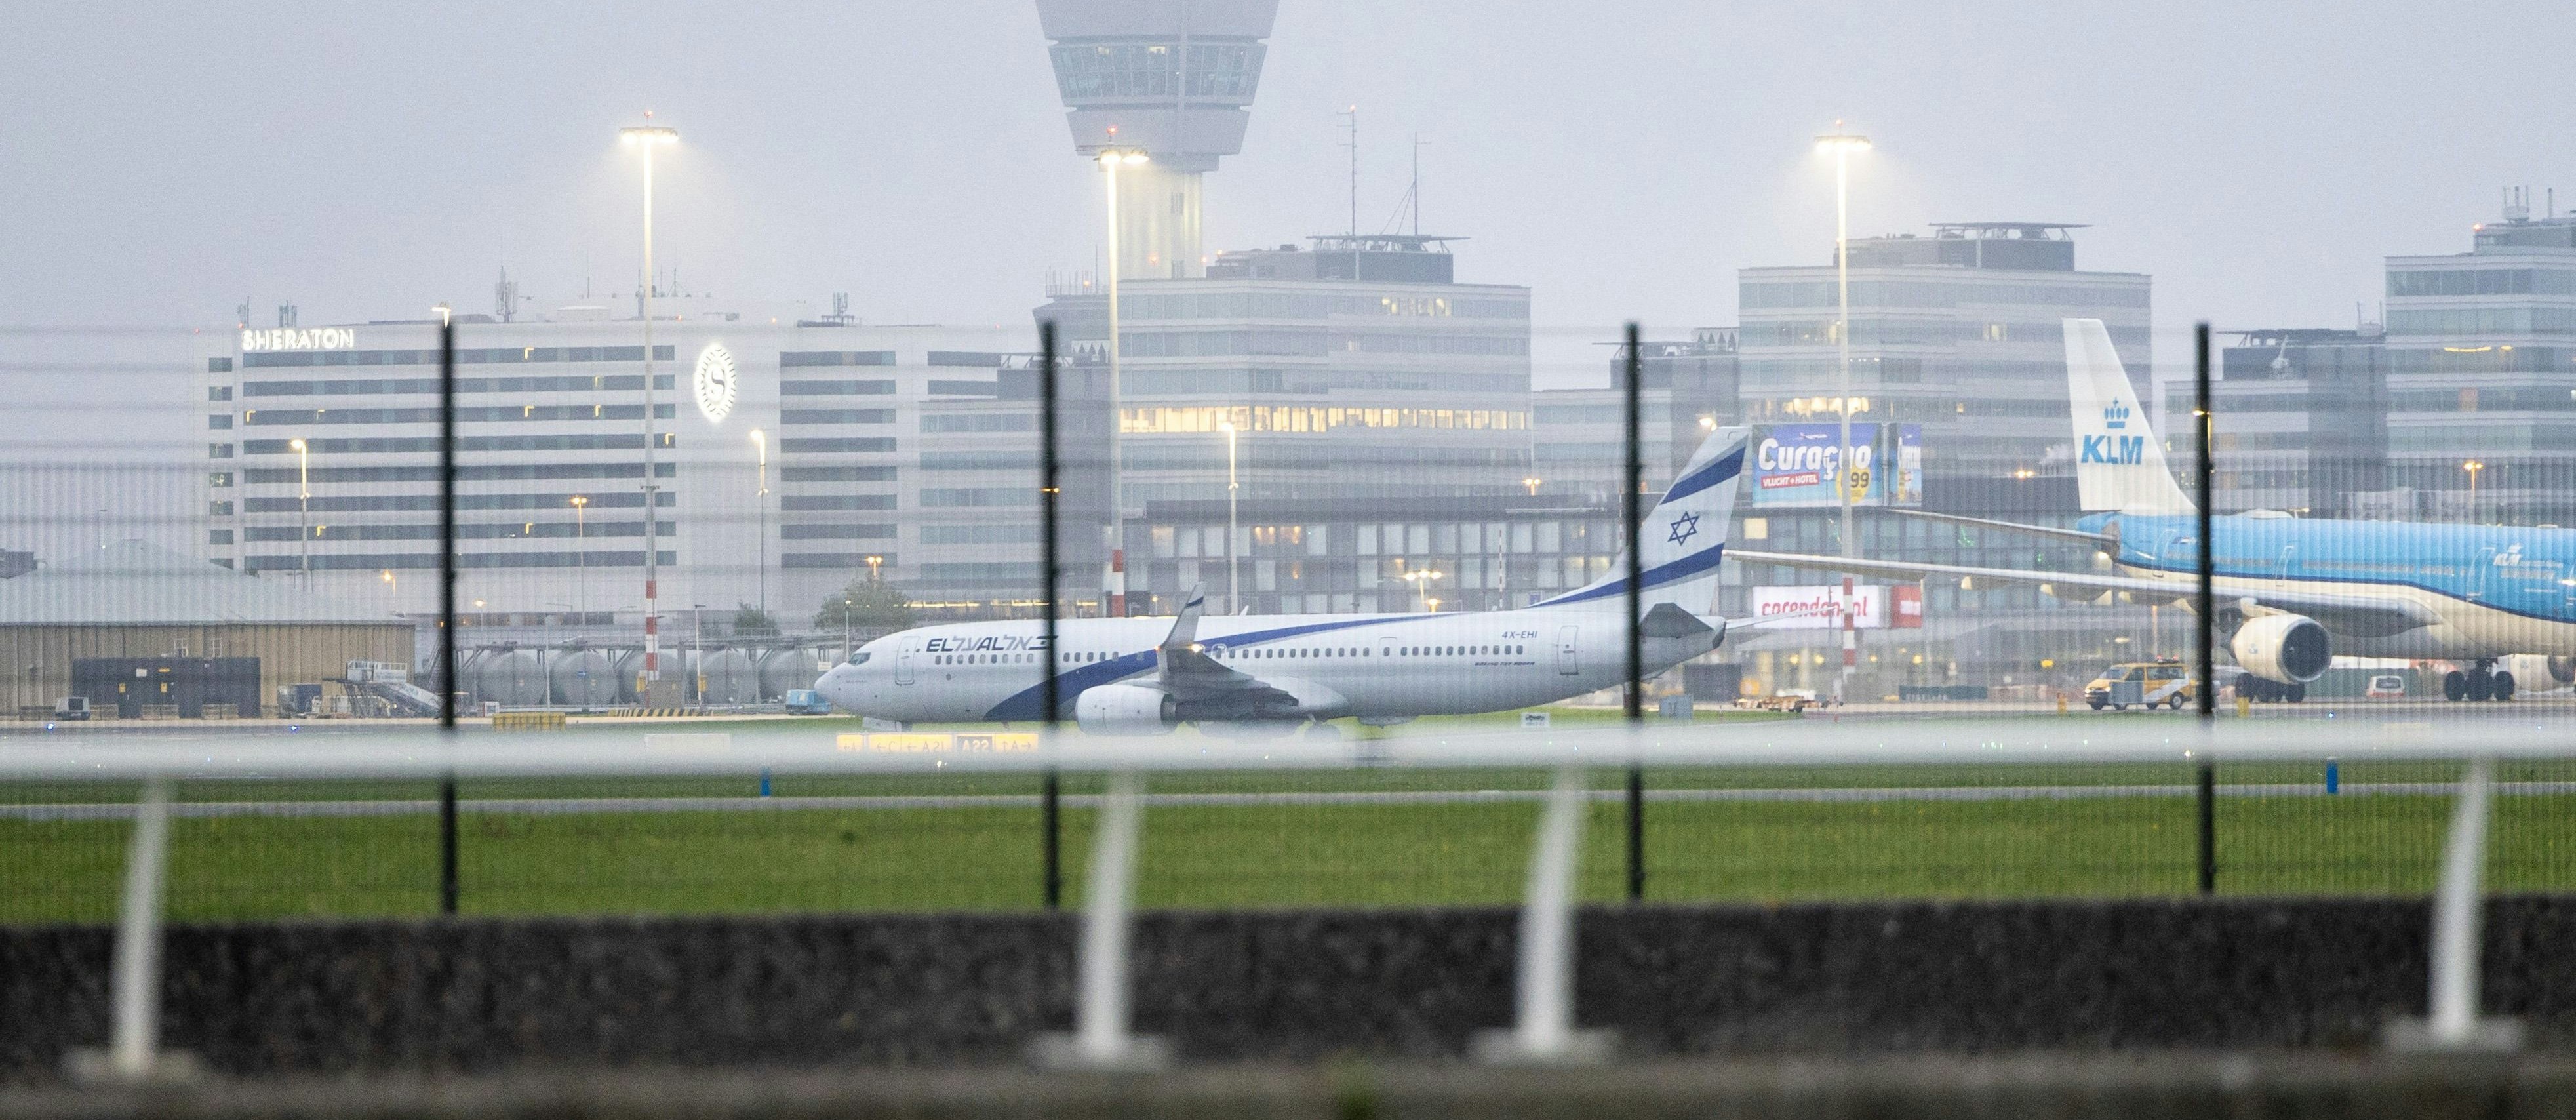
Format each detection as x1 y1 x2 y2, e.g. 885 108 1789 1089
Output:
2103 401 2131 430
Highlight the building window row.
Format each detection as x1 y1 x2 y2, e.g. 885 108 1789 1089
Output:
781 466 897 483
241 434 649 455
1745 319 2151 348
244 374 658 397
780 494 896 511
780 524 896 540
1049 41 1263 101
241 462 675 485
244 521 659 542
780 409 895 425
243 345 674 369
1121 405 1528 435
240 550 673 572
776 437 896 454
779 380 896 396
919 487 1035 508
2388 268 2576 297
242 404 672 426
1120 292 1526 321
243 492 668 513
2387 307 2576 336
1741 279 2151 310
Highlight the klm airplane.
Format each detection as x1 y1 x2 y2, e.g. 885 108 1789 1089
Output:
1732 319 2576 703
814 430 1751 733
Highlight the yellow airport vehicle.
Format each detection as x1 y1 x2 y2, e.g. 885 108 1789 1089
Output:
2084 659 2194 711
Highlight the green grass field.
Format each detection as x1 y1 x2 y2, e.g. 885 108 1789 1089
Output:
2 759 2570 925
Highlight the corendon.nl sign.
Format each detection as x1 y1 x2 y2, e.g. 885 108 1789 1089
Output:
1748 584 1923 630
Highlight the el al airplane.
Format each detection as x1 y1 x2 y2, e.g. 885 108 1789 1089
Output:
814 430 1754 734
1730 318 2576 703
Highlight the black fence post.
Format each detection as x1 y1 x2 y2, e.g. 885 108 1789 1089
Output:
2194 321 2217 896
438 318 460 917
1039 321 1063 911
1623 322 1646 903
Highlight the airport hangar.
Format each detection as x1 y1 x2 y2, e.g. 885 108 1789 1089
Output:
0 540 411 719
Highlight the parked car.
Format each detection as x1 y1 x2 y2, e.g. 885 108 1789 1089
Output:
782 689 834 716
2365 674 2408 699
51 696 89 721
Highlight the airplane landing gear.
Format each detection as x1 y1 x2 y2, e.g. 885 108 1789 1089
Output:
2445 662 2514 702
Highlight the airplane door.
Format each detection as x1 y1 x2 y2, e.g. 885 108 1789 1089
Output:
1555 625 1581 676
895 640 917 686
2470 546 2497 603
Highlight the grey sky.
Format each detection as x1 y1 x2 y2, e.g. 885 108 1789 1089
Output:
3 0 2572 384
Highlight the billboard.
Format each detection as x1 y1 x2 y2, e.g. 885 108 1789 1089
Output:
1751 423 1922 508
1747 584 1924 630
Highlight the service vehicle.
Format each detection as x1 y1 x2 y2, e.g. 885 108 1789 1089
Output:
782 689 833 715
2084 659 2193 711
50 696 89 721
2365 674 2408 699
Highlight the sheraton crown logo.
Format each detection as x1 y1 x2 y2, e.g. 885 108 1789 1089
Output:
693 343 739 424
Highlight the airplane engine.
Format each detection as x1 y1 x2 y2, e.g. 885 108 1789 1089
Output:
1075 683 1179 736
2230 614 2329 685
2550 656 2576 686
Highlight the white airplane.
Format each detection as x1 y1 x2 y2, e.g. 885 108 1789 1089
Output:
812 429 1753 734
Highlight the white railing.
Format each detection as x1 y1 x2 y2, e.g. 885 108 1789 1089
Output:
9 717 2554 1077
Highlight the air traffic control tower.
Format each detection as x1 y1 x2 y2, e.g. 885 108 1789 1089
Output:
1038 0 1278 279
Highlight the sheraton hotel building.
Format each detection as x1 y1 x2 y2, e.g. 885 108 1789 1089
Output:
197 314 1126 630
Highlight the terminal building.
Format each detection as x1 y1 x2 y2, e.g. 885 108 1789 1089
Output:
1034 235 1534 510
1726 224 2157 700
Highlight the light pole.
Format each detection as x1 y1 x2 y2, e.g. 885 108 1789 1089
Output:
569 495 589 621
1402 569 1445 612
1218 418 1240 614
1097 144 1149 616
749 428 768 619
380 569 395 612
1522 475 1541 496
865 554 884 583
2463 460 2485 521
1815 123 1872 703
842 597 854 662
290 437 310 585
620 117 678 696
691 603 707 712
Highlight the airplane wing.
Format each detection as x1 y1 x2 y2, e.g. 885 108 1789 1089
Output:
1151 585 1305 707
1885 508 2114 546
1726 549 2440 638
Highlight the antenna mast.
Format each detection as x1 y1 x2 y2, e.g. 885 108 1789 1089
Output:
1411 132 1422 236
1341 106 1358 236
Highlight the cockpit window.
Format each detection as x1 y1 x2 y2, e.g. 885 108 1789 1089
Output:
846 652 870 666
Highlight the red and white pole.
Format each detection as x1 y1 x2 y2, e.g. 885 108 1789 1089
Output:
643 578 660 681
1841 574 1858 668
1107 549 1126 618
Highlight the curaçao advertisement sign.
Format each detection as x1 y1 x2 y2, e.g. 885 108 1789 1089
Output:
1751 423 1922 508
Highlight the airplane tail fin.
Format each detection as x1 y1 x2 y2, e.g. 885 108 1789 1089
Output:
1534 427 1747 613
2065 318 2194 515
